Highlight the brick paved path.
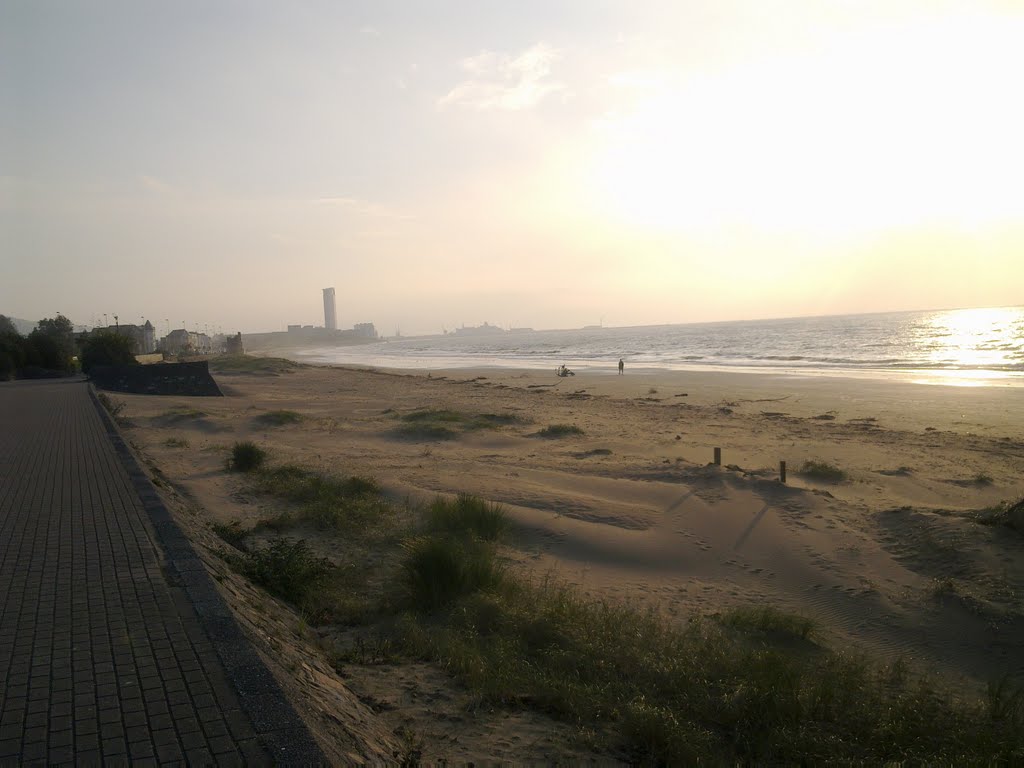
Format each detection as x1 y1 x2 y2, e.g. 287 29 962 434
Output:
0 380 323 766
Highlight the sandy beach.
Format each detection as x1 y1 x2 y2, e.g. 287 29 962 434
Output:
112 360 1024 762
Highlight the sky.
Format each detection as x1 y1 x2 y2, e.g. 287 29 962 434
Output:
2 0 1023 336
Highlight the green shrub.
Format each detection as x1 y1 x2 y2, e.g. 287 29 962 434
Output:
229 441 267 472
426 494 508 541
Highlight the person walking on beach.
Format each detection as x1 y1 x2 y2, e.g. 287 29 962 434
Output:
618 358 624 375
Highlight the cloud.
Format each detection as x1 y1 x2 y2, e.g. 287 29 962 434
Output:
439 43 565 111
312 196 410 220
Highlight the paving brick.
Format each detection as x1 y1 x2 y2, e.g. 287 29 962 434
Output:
0 382 313 765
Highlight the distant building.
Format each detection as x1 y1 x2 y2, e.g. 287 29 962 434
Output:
225 332 244 355
161 329 212 355
353 322 377 339
323 287 337 331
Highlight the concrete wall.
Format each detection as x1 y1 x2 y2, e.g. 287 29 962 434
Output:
90 361 223 396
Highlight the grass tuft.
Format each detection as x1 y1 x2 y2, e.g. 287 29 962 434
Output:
719 605 816 640
237 537 334 608
537 423 584 438
156 406 207 424
250 464 387 534
400 536 504 611
425 494 508 541
209 355 302 375
799 460 847 483
253 409 303 426
228 441 267 472
393 409 525 441
163 437 189 448
212 520 248 550
976 498 1024 535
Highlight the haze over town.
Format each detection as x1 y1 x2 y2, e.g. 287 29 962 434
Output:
3 0 1023 335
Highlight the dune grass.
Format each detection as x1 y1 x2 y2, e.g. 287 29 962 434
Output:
248 464 389 534
977 497 1024 535
209 354 302 375
537 423 584 438
211 520 248 550
253 409 303 426
719 605 816 640
163 436 189 448
393 408 525 440
228 441 267 472
157 405 208 420
226 474 1023 763
425 494 508 541
799 459 847 483
397 578 1022 763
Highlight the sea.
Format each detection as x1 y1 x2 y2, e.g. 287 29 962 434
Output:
294 306 1024 387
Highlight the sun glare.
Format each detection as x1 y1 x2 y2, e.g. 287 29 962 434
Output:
920 307 1023 371
587 11 1024 238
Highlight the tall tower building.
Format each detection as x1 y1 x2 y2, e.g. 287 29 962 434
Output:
323 287 337 330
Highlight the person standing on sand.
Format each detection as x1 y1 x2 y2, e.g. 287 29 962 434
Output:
618 358 624 375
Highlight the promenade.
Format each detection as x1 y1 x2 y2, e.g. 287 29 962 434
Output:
0 379 323 765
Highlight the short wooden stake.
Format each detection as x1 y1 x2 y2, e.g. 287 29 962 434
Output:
779 460 787 483
714 447 721 465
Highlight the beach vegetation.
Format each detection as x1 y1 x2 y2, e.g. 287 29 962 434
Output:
719 605 816 640
228 441 267 472
209 354 302 375
96 392 127 419
226 469 1022 764
976 497 1024 535
163 437 189 448
212 520 249 550
393 408 525 440
235 537 335 613
156 406 209 424
249 464 389 535
798 460 847 483
973 472 994 485
536 423 584 438
575 448 613 458
425 493 508 541
253 409 303 426
401 535 505 611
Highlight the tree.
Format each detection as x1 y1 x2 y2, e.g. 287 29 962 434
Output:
32 315 76 372
80 331 138 373
0 315 18 336
0 330 26 380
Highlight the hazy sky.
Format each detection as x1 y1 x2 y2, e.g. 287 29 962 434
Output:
3 0 1023 335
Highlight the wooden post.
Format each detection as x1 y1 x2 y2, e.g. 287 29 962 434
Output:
714 447 721 465
779 460 787 483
